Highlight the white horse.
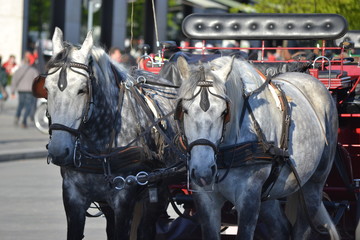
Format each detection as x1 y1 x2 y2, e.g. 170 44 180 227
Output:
175 55 339 240
42 28 178 240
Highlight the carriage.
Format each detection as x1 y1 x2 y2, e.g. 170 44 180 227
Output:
32 13 360 240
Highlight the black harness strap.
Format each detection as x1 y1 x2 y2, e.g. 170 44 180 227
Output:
49 123 80 136
249 82 329 236
128 85 187 160
217 142 274 169
125 88 153 159
261 82 291 199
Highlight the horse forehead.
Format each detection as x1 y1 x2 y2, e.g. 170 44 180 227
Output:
190 92 225 112
68 49 87 63
45 68 87 88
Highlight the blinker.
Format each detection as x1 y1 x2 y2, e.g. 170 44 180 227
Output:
174 99 183 121
32 75 48 99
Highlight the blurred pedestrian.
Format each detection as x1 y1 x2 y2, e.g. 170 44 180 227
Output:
10 51 39 128
109 47 136 68
0 55 8 112
2 54 17 77
109 47 122 64
121 52 137 67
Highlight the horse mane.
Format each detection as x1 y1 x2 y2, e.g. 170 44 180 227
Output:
210 56 266 143
91 46 129 88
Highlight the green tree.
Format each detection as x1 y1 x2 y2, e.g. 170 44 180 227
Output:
29 0 51 37
253 0 360 30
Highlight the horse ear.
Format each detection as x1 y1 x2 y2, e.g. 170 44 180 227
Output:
177 56 189 80
52 27 64 55
217 56 234 81
80 30 94 56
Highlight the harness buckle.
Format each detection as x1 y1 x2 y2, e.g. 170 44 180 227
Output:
148 186 158 203
125 80 134 89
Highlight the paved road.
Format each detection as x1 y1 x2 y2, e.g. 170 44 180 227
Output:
0 158 107 240
0 90 48 162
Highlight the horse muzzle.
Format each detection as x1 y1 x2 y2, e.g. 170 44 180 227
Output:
190 163 217 187
47 132 76 167
47 148 74 167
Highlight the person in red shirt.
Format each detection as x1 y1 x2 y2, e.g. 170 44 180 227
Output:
2 55 17 76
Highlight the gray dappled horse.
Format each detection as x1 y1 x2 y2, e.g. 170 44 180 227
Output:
175 56 339 240
44 28 177 240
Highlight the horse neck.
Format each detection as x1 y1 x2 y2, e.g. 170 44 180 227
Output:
81 64 120 151
117 90 148 146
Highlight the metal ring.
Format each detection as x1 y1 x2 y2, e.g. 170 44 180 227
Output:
125 80 134 89
136 76 146 84
136 171 149 185
113 176 126 190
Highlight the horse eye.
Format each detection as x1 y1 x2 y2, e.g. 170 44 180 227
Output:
78 88 87 95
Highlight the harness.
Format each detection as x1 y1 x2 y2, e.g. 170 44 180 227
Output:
43 56 188 190
41 56 147 176
175 66 329 236
174 65 291 194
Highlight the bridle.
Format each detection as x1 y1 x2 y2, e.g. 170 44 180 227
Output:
46 58 95 138
174 66 231 155
37 57 95 167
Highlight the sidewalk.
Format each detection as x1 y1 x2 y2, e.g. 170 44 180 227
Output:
0 89 49 162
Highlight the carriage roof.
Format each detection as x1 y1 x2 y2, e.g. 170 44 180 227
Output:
182 13 348 40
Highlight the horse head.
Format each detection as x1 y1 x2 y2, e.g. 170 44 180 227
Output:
45 27 94 166
176 56 233 187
